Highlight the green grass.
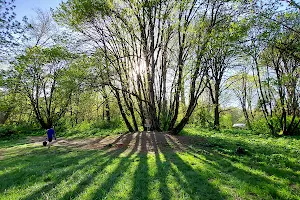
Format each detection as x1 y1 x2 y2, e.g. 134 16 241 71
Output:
0 128 300 200
59 127 128 138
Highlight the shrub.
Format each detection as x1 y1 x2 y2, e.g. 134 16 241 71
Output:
220 113 233 129
190 104 213 128
251 115 300 136
0 126 16 138
92 118 123 129
0 124 44 139
251 117 270 134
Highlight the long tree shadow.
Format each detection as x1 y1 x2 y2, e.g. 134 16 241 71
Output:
167 134 299 199
47 133 136 199
190 133 300 181
131 132 150 199
0 133 134 200
58 149 125 199
202 153 296 199
0 137 33 149
0 146 42 172
87 132 140 199
3 131 298 199
58 133 136 200
0 145 55 169
170 131 300 183
161 134 227 200
20 150 116 200
150 132 171 200
0 148 98 194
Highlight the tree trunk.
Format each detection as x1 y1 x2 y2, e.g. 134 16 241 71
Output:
242 106 252 130
213 102 220 130
102 86 111 122
105 101 110 122
181 81 185 107
172 98 198 134
114 89 134 132
213 82 220 130
0 111 11 124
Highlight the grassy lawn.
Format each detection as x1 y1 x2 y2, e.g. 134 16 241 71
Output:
0 128 299 200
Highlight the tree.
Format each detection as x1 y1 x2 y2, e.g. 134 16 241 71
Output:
260 31 300 135
228 66 256 129
0 68 19 124
54 0 252 134
13 46 78 129
205 12 249 130
0 0 26 61
245 3 300 135
26 9 57 46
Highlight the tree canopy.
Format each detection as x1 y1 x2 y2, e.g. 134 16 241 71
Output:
0 0 299 135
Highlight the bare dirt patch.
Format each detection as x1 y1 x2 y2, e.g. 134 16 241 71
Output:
28 132 207 153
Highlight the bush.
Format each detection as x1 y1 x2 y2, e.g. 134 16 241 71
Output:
92 118 123 129
58 118 127 138
220 113 233 129
251 117 270 134
251 115 300 136
190 104 213 128
0 124 44 139
270 116 300 135
0 126 16 138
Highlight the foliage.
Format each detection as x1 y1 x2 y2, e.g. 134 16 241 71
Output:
189 103 213 128
0 0 29 62
0 124 44 138
52 0 255 134
1 0 300 136
93 117 124 130
12 45 79 128
251 117 271 135
0 0 23 52
220 113 233 129
54 0 113 27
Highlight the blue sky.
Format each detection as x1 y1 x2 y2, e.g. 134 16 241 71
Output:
14 0 63 20
0 1 64 70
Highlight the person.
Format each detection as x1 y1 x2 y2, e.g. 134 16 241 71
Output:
46 127 56 149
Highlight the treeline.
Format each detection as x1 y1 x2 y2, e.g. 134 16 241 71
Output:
0 0 299 136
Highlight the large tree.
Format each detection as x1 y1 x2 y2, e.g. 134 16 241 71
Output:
13 45 78 129
206 18 249 130
54 0 252 134
246 2 300 135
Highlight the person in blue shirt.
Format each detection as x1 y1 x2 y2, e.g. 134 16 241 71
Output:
46 127 56 148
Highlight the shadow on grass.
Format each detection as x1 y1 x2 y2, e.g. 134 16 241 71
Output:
1 130 299 200
0 137 29 148
172 132 300 199
87 132 139 199
204 155 290 199
0 148 97 193
158 133 226 200
194 132 300 177
17 150 117 200
0 134 134 200
131 132 150 199
58 133 136 200
150 132 171 200
57 149 125 200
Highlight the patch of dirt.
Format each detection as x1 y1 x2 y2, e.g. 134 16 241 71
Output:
28 132 207 153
